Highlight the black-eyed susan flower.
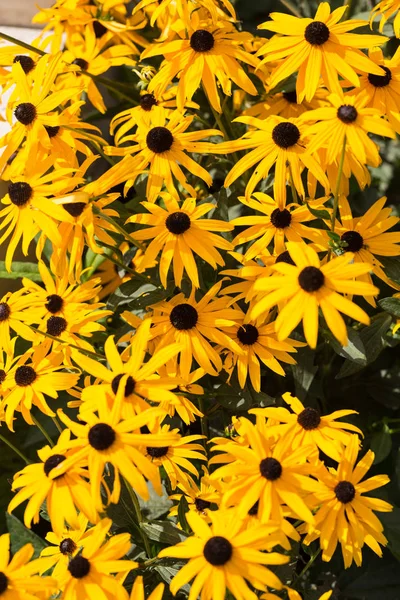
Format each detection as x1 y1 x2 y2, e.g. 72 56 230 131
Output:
0 533 56 600
1 345 79 430
132 0 236 30
371 0 400 37
149 281 243 378
230 193 329 259
214 116 329 205
40 513 90 579
251 392 362 462
0 290 33 355
127 193 233 288
142 419 205 489
302 92 395 167
156 364 204 424
169 468 221 520
249 87 328 120
141 16 259 113
220 309 303 391
327 196 400 304
105 109 222 202
57 518 136 600
249 241 379 348
257 2 388 102
8 429 100 535
303 435 393 567
159 508 288 599
57 388 180 508
73 318 182 417
211 417 319 524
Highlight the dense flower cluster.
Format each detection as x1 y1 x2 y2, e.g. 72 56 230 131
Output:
0 0 399 599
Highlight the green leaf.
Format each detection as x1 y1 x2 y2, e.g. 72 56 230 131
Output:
370 428 392 464
0 262 41 282
6 513 48 558
379 257 400 286
141 520 189 545
328 328 367 365
177 496 191 534
379 297 400 318
290 346 318 400
138 482 172 520
306 202 330 220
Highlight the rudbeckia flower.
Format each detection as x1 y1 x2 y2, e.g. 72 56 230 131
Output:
159 509 288 599
40 514 90 579
211 417 319 524
0 533 56 600
141 16 259 113
249 241 379 348
72 318 182 417
249 87 328 120
302 435 393 567
0 290 33 355
1 345 79 429
302 92 395 166
127 193 233 288
251 392 362 462
155 364 205 424
105 109 222 202
57 518 136 600
371 0 400 37
8 429 100 535
230 193 329 259
149 280 243 378
169 468 221 520
132 0 236 30
257 2 388 102
214 115 329 205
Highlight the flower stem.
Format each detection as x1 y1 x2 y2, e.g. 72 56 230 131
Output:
328 134 346 259
293 547 322 583
288 164 299 204
52 416 63 435
279 0 301 17
124 478 152 558
198 397 209 455
92 206 145 252
0 31 46 55
27 324 106 360
32 416 54 447
0 432 30 464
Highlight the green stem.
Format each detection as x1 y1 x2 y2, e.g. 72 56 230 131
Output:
0 432 30 464
288 164 299 204
198 398 209 455
294 547 322 582
0 31 46 55
32 416 54 447
27 324 106 360
138 556 159 568
279 0 301 17
83 71 134 104
105 250 148 282
92 206 145 252
328 134 346 259
52 416 63 435
124 478 152 557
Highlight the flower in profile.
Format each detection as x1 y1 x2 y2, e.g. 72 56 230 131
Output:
0 533 56 600
371 0 400 38
302 92 395 166
302 435 393 567
169 468 221 520
249 241 379 348
230 193 328 259
141 16 260 112
159 509 288 599
214 115 329 205
57 518 136 600
40 514 90 579
105 109 222 202
8 429 100 535
251 392 362 461
149 281 243 378
127 193 233 288
257 2 388 101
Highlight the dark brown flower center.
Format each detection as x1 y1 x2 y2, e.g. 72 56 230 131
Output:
368 66 392 87
297 407 321 430
60 538 77 555
282 90 298 103
237 324 259 345
63 202 86 217
166 212 191 234
170 303 198 330
195 497 211 511
190 30 215 52
304 21 330 45
0 370 6 384
8 182 32 206
146 126 173 153
341 230 364 252
45 294 64 314
298 266 325 292
14 102 36 125
203 536 232 565
68 555 91 578
0 573 8 595
15 365 36 386
272 122 300 148
111 374 136 397
334 480 356 503
259 457 282 480
45 125 60 138
72 58 89 71
147 446 169 458
140 93 158 111
270 208 292 228
337 105 358 123
276 250 295 265
44 454 66 477
46 316 67 337
13 55 35 74
88 423 116 450
0 303 10 322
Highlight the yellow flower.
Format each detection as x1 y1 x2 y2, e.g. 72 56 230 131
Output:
0 533 56 600
169 468 221 520
248 87 328 120
159 508 288 600
257 2 387 101
130 576 164 600
371 0 400 38
0 290 33 355
127 193 233 288
249 241 379 348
